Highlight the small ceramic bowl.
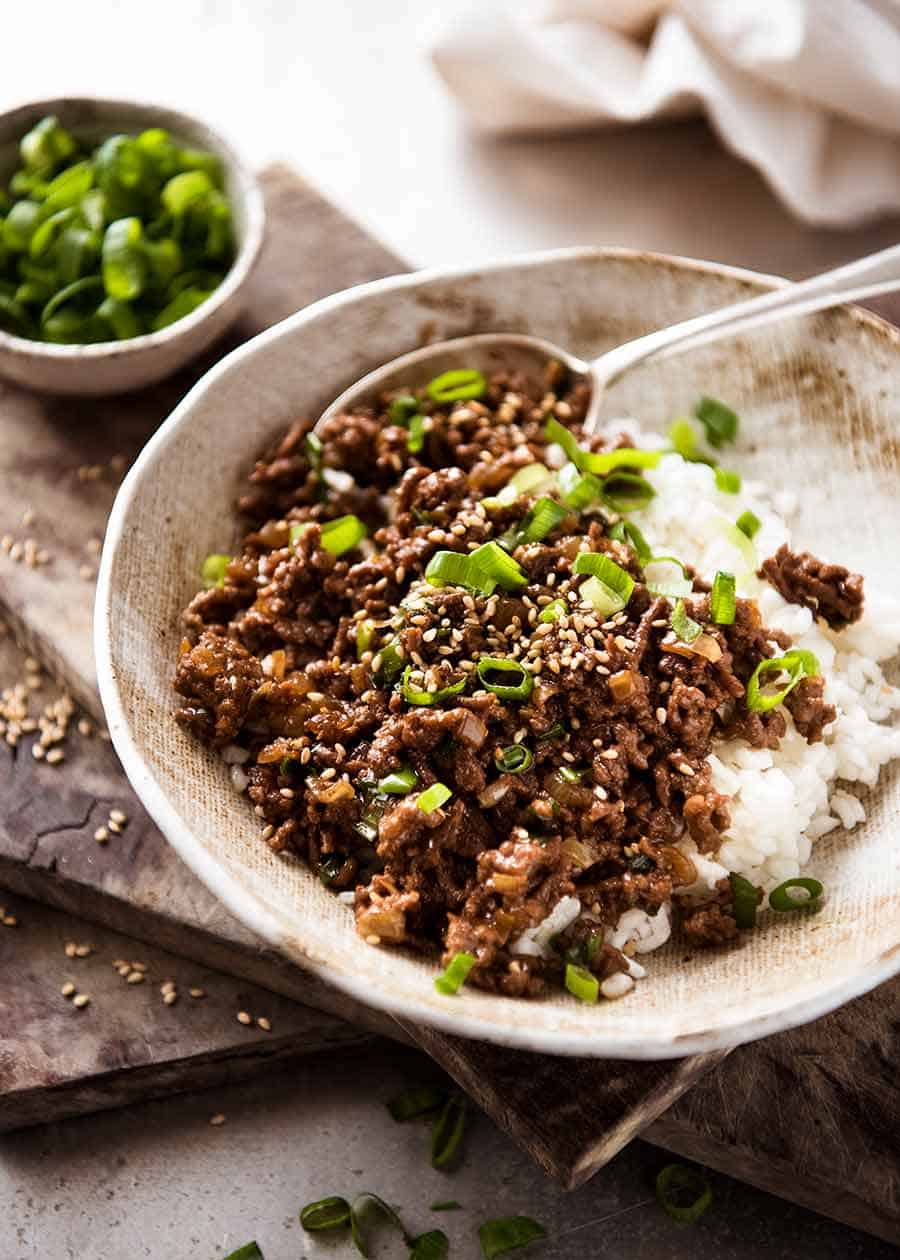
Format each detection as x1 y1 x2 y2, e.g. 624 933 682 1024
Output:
96 248 900 1059
0 97 264 396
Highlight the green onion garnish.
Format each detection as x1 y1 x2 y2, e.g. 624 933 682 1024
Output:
407 413 426 454
20 116 77 175
736 509 761 540
719 520 757 572
769 877 824 912
714 467 741 494
223 1245 265 1260
320 514 368 556
655 1163 713 1224
387 1085 447 1123
671 599 702 643
377 767 419 795
410 1229 450 1259
494 744 534 774
538 721 567 742
431 1094 467 1169
418 782 452 813
746 649 820 713
200 553 229 588
102 216 145 301
300 1196 352 1232
572 551 635 614
608 519 652 563
601 471 656 512
502 496 566 550
350 1192 411 1256
373 636 405 684
434 950 476 995
425 542 527 596
729 872 759 929
544 417 660 476
668 416 701 462
695 395 739 448
426 368 487 403
424 549 474 589
478 1216 547 1259
476 657 534 701
539 599 567 623
356 619 375 657
305 430 323 482
544 416 584 467
401 666 465 707
558 461 602 510
565 962 599 1003
558 765 583 783
710 571 736 624
483 462 554 508
388 394 418 425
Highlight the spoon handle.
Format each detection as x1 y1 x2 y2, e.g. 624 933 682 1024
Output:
589 241 900 399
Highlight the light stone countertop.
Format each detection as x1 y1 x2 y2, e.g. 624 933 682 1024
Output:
3 3 899 1255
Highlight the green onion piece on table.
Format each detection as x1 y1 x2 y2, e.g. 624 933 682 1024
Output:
434 950 476 995
320 514 368 556
401 666 466 707
565 963 599 1003
495 744 534 774
746 649 820 713
409 1229 450 1260
222 1244 265 1260
729 872 759 929
387 1084 448 1122
431 1094 467 1168
573 552 635 613
769 877 824 912
299 1196 352 1232
3 200 42 252
426 368 487 403
655 1163 713 1224
378 767 419 795
200 553 230 588
695 396 739 448
476 657 534 701
478 1216 547 1259
736 509 761 540
539 598 567 623
418 782 453 814
350 1192 411 1257
671 599 703 643
407 413 426 453
710 571 736 624
714 467 741 493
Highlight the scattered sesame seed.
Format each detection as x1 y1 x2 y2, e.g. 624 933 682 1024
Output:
46 748 64 765
107 819 122 834
163 991 178 1006
209 1113 226 1126
189 987 206 999
365 934 381 946
72 993 90 1009
3 915 17 927
94 826 109 844
61 982 76 998
74 944 92 958
109 808 127 825
126 971 145 984
237 1010 252 1025
257 1016 272 1031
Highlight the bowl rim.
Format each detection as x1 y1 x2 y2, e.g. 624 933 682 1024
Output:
0 94 265 359
95 245 900 1058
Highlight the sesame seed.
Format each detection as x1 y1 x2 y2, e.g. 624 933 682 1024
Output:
131 961 147 971
365 934 381 946
74 944 92 958
237 1010 252 1025
678 763 695 776
656 707 667 724
3 915 17 927
109 808 127 825
306 691 325 703
107 820 122 834
46 748 64 765
163 991 178 1006
126 971 145 985
61 982 76 998
189 987 206 999
72 993 90 1009
209 1113 226 1127
257 1016 271 1031
94 826 108 843
64 941 77 958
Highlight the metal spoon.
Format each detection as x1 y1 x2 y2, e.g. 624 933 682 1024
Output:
318 243 900 436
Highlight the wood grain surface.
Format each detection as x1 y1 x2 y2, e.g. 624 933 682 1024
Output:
1 163 898 1244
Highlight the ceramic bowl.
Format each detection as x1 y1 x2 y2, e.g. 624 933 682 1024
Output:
95 248 900 1058
0 97 264 396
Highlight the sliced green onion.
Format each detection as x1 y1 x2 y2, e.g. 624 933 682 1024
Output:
655 1163 713 1224
378 767 419 795
608 519 653 564
469 541 527 592
695 395 739 448
601 471 656 512
710 571 736 625
407 413 426 454
714 467 741 494
668 416 701 462
544 416 583 466
573 552 635 613
305 430 323 476
223 1245 265 1260
494 744 534 774
502 496 566 550
539 599 567 623
736 509 761 540
401 666 466 707
431 1094 466 1169
434 950 476 995
746 649 820 713
558 460 602 510
559 765 583 784
373 636 405 685
538 721 567 742
729 872 760 930
425 549 474 589
418 782 453 813
20 116 77 176
102 217 145 301
321 514 368 556
719 520 757 572
200 553 229 588
356 618 375 657
430 1201 462 1212
161 169 214 216
584 446 662 475
644 555 693 599
388 393 418 424
478 1216 547 1259
350 1192 411 1256
565 963 599 1003
318 855 346 887
426 368 486 403
484 462 554 509
769 877 824 912
410 1229 450 1260
97 296 142 340
671 599 702 643
476 657 534 701
300 1196 352 1232
387 1085 447 1122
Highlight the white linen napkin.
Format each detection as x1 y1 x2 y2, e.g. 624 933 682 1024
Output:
432 0 900 225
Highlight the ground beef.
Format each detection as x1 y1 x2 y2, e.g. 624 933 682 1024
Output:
173 365 853 999
759 544 865 627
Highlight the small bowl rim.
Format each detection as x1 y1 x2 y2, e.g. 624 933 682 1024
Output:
0 94 265 360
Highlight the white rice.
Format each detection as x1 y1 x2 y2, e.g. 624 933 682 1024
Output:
516 430 900 991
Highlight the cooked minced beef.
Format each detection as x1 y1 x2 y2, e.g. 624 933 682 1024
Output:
173 367 848 999
759 543 864 628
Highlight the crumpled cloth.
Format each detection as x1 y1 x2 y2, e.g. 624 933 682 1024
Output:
432 0 900 225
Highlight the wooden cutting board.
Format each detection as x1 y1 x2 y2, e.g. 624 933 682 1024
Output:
1 164 898 1245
